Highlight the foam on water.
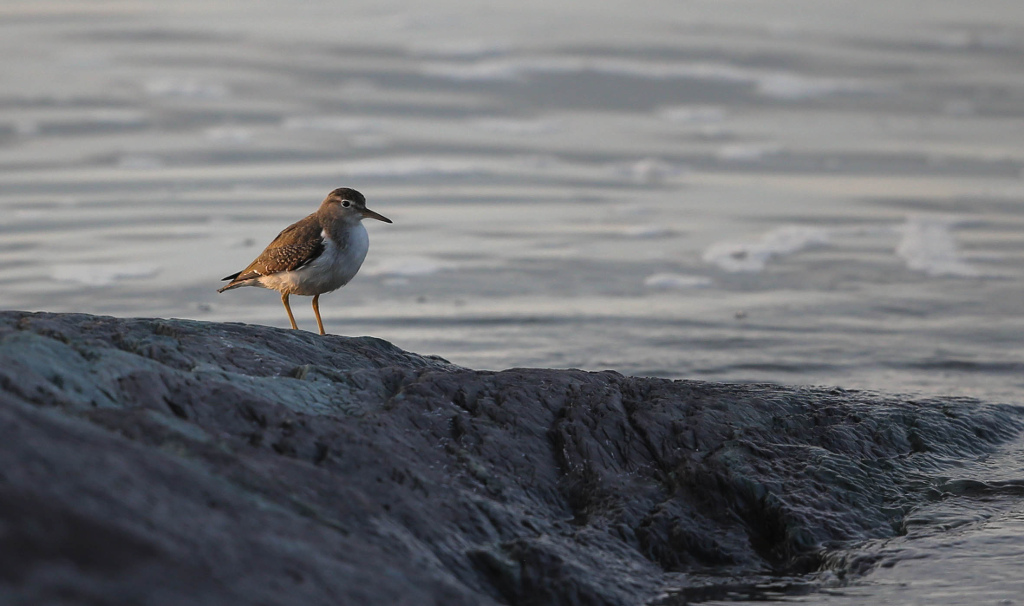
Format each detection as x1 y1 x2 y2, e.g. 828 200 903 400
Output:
896 216 979 277
703 226 832 272
702 218 982 277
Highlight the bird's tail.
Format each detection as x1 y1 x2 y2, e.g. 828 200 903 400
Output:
217 272 242 293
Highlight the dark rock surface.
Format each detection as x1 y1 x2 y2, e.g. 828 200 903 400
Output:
0 310 1022 605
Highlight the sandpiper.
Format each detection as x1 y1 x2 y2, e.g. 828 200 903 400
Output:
218 187 391 335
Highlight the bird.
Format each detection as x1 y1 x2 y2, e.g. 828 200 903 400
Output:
217 187 391 335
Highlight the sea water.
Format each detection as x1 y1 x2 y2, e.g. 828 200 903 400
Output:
2 1 1024 602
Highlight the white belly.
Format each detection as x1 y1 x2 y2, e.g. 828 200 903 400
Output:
258 224 369 296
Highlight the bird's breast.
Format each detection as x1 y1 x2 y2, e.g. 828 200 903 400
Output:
267 223 369 296
318 223 369 288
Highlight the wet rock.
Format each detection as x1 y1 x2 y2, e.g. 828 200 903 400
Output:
0 310 1021 605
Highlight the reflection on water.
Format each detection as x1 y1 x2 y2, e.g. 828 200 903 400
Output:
2 2 1024 601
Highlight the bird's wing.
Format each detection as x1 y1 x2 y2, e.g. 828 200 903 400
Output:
226 214 325 282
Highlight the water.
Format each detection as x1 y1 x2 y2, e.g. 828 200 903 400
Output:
2 1 1024 602
656 441 1024 606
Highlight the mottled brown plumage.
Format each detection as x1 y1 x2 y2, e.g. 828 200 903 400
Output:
222 215 325 284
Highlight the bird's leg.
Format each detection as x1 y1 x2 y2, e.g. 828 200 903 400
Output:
281 293 299 330
312 294 326 335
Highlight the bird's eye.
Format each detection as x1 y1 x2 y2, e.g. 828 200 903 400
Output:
341 200 351 208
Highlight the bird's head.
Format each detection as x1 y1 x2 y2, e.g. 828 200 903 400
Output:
321 187 392 224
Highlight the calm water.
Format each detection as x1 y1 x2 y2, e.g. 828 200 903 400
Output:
3 1 1024 602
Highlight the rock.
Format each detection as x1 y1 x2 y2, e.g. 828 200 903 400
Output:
0 310 1021 605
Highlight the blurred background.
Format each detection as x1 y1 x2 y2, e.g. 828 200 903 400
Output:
2 0 1024 400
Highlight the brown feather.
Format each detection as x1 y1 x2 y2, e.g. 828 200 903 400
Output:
220 214 325 288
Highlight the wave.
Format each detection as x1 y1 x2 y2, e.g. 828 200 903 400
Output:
421 56 884 100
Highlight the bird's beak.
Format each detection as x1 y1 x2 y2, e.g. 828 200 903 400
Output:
361 208 392 223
